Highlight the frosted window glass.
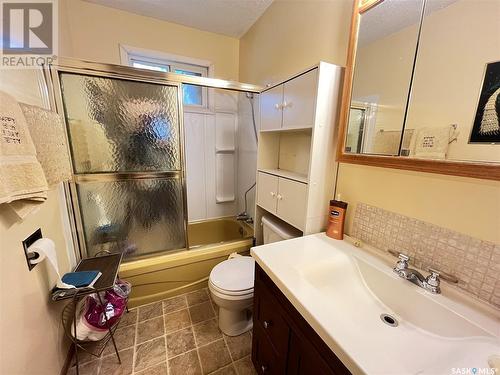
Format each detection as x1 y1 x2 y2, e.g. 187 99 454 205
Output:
60 73 181 173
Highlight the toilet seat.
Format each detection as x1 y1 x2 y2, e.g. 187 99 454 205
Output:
209 256 255 297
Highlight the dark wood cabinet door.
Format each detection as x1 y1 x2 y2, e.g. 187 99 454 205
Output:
287 332 337 375
254 280 290 357
252 264 351 375
252 324 284 374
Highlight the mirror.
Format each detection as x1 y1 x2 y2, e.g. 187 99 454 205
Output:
339 0 500 180
403 0 500 163
345 0 424 155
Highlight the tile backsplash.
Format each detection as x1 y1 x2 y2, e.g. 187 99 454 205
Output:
352 203 500 309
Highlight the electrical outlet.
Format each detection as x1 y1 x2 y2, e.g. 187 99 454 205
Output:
22 228 43 271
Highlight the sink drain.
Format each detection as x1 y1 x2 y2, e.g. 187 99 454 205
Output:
380 313 398 327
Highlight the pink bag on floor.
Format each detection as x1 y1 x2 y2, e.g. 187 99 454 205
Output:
84 280 131 329
74 279 131 341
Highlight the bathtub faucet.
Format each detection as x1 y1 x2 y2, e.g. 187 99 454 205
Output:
237 211 253 224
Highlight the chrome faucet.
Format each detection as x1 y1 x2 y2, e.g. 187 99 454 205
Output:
393 253 441 294
236 211 254 224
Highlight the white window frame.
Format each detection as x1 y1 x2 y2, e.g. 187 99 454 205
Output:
119 44 214 111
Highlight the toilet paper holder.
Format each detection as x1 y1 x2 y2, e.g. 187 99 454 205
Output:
22 228 43 271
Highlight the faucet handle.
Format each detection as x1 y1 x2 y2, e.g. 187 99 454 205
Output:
398 253 410 262
427 267 459 284
426 268 441 293
428 268 440 276
394 253 410 271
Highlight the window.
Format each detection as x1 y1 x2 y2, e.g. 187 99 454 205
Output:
127 53 209 108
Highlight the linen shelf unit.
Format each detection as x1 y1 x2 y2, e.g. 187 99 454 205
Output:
255 62 344 241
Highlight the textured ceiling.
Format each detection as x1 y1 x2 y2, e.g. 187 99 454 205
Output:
84 0 274 38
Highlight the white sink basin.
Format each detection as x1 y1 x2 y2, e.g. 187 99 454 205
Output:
251 233 500 374
301 250 491 338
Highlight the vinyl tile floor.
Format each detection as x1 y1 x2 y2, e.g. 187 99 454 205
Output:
68 288 257 375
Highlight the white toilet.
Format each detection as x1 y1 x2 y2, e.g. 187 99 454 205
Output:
208 216 301 336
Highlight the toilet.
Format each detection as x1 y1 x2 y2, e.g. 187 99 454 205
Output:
209 216 301 336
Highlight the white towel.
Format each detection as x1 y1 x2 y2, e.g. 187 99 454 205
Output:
0 91 48 217
410 126 452 160
20 103 72 186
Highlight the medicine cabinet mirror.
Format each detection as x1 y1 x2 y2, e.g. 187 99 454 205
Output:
338 0 500 180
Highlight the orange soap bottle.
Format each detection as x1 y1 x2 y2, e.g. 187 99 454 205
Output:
326 198 348 240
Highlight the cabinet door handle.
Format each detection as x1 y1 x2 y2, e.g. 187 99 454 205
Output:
270 192 275 198
261 365 268 373
274 103 282 110
263 320 272 329
277 194 283 200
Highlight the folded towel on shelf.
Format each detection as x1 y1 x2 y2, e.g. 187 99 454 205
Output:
0 91 48 217
410 126 453 160
20 103 72 186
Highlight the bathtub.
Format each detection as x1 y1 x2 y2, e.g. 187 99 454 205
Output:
119 217 254 307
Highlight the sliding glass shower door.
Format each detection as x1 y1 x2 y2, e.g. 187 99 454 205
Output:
56 71 187 260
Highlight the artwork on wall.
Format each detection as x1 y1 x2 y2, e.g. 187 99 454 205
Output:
469 61 500 143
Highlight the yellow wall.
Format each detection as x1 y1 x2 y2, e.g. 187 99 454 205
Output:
59 0 240 80
239 0 352 85
239 0 500 245
0 70 73 375
337 164 500 244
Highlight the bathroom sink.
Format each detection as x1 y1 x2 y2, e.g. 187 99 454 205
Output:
251 233 500 374
300 251 491 338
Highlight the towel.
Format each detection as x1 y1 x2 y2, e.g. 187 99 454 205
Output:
20 103 72 186
0 91 48 215
410 126 452 160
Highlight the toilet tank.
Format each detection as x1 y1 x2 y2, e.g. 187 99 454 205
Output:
262 215 302 244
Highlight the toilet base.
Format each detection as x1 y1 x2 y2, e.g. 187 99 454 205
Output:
218 307 253 336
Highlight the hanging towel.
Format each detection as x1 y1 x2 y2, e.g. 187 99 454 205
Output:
20 103 72 186
0 91 48 216
410 126 452 160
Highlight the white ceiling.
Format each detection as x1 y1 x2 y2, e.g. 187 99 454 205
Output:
84 0 274 38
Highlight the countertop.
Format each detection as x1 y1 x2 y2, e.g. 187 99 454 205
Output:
250 233 500 375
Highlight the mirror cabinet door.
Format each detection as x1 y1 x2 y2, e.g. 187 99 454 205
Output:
345 0 424 156
403 0 500 162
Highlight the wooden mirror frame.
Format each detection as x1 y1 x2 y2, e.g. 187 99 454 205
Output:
336 0 500 181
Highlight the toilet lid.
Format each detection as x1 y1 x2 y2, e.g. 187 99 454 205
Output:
210 256 255 293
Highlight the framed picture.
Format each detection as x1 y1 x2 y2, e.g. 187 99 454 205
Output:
469 61 500 144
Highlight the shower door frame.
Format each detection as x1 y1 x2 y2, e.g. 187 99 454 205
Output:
44 57 263 261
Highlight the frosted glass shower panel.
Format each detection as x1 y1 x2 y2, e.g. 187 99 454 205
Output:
76 177 186 259
60 73 181 173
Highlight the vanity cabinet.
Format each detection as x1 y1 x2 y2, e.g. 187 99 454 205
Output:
252 264 351 375
256 172 307 230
